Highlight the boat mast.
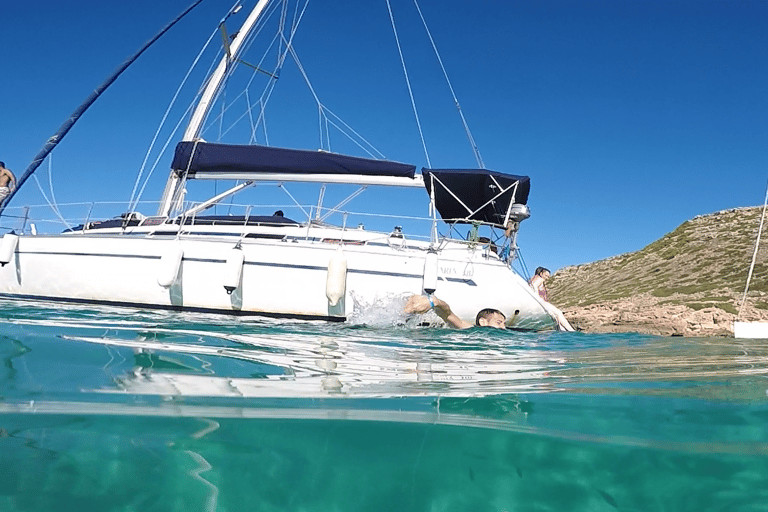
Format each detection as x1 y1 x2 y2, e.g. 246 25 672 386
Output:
158 0 272 217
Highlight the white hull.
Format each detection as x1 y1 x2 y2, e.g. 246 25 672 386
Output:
733 321 768 339
0 225 557 330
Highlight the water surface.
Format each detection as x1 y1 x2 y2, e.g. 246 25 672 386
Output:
1 298 766 511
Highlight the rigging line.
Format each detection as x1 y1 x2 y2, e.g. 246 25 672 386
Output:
279 0 289 39
45 155 67 228
218 88 227 141
31 176 56 224
30 157 70 230
225 14 291 143
191 0 284 142
324 117 382 159
245 89 257 143
213 19 306 140
286 44 322 111
241 50 284 147
130 13 223 213
319 186 368 223
210 1 309 141
386 0 431 168
277 183 310 219
220 0 307 134
412 0 484 168
318 105 324 150
290 0 306 34
739 177 768 318
320 106 387 159
136 1 274 208
224 31 288 140
321 106 330 151
197 33 275 138
176 30 225 140
224 2 305 135
206 36 282 140
133 57 218 211
277 0 307 60
247 74 280 140
280 43 332 151
0 0 206 218
262 99 270 146
133 96 201 209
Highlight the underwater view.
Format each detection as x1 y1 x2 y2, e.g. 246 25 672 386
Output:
1 297 767 511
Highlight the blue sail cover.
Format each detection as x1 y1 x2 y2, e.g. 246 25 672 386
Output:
172 142 416 178
423 168 530 226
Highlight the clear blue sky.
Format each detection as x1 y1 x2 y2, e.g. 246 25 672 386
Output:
2 0 767 272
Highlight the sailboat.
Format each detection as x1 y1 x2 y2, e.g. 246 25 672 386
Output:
0 0 560 330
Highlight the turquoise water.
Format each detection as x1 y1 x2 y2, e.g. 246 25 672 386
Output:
1 299 767 511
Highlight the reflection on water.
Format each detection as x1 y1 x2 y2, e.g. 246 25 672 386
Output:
1 299 768 511
67 329 562 399
2 300 767 404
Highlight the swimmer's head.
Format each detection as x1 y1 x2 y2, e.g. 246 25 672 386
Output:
475 308 506 329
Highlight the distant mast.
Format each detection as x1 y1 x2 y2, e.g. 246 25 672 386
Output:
158 0 273 217
738 180 768 317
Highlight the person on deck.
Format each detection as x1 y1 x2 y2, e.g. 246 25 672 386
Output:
529 266 552 300
529 266 576 332
404 295 506 329
0 162 16 202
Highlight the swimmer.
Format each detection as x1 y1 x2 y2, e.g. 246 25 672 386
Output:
404 295 506 329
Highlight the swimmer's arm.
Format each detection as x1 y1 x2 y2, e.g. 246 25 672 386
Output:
404 295 472 329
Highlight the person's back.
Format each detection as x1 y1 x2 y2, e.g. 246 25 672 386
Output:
0 162 15 202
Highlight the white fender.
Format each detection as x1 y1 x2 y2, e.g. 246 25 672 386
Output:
326 247 347 306
422 249 438 294
0 233 19 267
157 244 184 288
223 247 245 294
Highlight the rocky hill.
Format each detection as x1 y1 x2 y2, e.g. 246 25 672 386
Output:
547 206 768 337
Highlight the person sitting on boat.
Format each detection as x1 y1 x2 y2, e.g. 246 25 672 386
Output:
529 266 576 332
0 162 16 202
529 266 551 300
404 295 506 329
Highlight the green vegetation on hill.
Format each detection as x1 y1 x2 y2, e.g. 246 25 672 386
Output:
548 207 768 314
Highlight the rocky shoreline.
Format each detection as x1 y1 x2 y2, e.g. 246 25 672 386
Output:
558 293 768 337
546 207 768 337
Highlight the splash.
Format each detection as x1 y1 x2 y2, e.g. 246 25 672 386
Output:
346 292 438 328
